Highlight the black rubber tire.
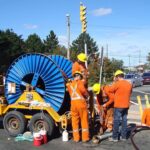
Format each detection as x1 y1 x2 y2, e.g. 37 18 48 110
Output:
3 111 26 137
29 113 55 137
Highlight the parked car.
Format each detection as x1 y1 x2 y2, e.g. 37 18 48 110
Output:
124 74 143 87
142 72 150 85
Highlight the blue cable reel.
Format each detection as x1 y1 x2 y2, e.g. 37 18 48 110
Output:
5 53 66 112
49 55 73 80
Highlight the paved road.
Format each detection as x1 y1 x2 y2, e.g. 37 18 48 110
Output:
0 85 149 150
131 85 150 103
128 85 150 123
0 126 150 150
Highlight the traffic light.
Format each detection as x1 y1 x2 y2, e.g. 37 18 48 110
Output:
80 5 86 21
82 21 87 33
80 4 87 33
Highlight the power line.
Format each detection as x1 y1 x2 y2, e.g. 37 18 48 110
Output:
107 54 147 58
71 22 150 30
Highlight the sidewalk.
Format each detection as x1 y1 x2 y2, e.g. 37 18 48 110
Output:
127 103 146 124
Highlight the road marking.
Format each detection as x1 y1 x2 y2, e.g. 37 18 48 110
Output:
130 101 138 105
133 89 150 95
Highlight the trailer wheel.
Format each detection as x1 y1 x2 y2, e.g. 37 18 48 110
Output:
3 111 26 137
29 113 55 137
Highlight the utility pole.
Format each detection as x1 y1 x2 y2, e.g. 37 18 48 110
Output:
139 50 141 65
66 14 70 59
84 42 88 68
99 47 104 84
128 55 131 71
106 44 108 58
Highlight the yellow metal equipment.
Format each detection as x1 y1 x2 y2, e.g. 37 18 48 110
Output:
0 89 71 137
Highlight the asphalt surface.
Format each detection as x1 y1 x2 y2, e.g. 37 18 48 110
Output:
0 85 150 150
131 85 150 104
0 126 150 150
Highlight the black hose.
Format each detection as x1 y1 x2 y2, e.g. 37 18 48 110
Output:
130 125 150 150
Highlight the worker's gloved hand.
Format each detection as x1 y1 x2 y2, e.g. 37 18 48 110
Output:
102 104 107 111
102 104 106 108
67 78 71 83
94 104 100 115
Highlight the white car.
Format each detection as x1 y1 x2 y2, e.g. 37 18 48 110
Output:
124 74 143 87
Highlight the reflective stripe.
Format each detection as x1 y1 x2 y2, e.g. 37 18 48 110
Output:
70 83 84 100
73 129 79 132
82 128 89 132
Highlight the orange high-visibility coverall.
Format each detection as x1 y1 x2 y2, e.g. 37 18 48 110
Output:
66 80 89 142
96 85 114 133
108 80 132 108
142 108 150 126
72 61 89 87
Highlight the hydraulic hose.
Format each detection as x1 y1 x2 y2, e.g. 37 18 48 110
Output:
130 125 150 150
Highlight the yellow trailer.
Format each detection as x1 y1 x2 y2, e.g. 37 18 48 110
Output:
0 90 70 137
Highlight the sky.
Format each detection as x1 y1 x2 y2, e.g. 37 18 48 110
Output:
0 0 150 66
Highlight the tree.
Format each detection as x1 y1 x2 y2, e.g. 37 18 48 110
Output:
70 33 99 61
44 30 59 54
103 57 124 82
88 56 124 85
25 34 44 53
0 29 25 72
147 52 150 63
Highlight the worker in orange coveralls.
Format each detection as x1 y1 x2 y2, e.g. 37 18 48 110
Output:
92 83 114 134
66 71 90 142
142 108 150 126
108 70 132 142
72 53 89 87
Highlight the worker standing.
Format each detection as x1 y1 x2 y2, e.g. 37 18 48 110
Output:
72 53 89 87
92 83 114 135
66 71 89 142
108 70 132 142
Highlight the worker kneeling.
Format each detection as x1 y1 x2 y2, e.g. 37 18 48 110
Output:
92 83 114 134
66 71 89 142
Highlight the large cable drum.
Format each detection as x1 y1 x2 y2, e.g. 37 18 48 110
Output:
49 55 73 80
5 53 66 112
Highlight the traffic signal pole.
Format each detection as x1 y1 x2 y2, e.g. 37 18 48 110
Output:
66 14 70 59
80 2 87 67
84 42 88 68
99 47 104 84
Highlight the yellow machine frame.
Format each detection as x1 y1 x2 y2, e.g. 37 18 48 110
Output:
0 90 70 130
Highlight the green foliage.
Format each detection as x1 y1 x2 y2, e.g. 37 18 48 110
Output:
25 34 44 53
70 33 98 61
44 30 59 54
103 57 124 82
88 56 124 85
147 52 150 63
0 28 124 85
88 61 100 86
0 29 25 72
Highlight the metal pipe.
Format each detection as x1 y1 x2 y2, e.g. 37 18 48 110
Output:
96 132 112 140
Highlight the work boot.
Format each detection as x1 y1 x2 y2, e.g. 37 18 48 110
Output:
120 137 127 141
108 137 118 142
82 139 90 143
74 140 80 143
